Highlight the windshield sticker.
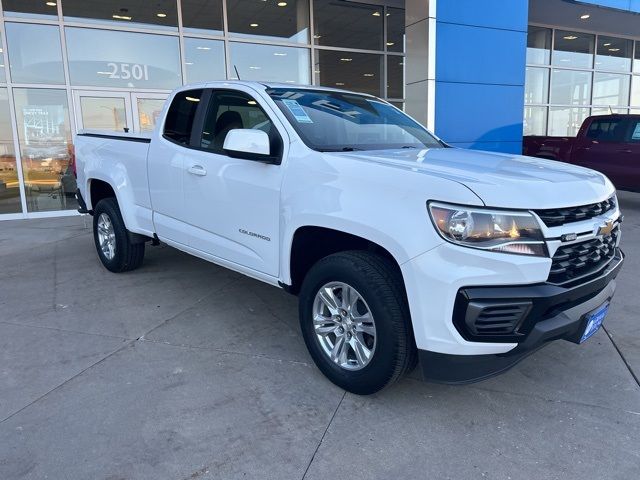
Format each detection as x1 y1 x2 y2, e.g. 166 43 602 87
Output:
632 123 640 140
282 99 313 123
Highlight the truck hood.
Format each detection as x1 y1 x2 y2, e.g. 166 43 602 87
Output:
329 147 614 209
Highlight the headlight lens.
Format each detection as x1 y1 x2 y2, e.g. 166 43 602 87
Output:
428 202 547 256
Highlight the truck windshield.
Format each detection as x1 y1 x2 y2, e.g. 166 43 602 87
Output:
266 88 444 152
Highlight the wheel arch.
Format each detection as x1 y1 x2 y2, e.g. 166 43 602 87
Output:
284 225 407 296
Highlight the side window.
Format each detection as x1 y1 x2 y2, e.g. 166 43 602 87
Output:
163 89 203 145
585 118 625 142
200 90 275 154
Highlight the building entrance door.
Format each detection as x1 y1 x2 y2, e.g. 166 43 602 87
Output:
72 91 168 134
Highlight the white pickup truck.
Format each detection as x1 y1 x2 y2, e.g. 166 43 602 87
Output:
75 81 624 394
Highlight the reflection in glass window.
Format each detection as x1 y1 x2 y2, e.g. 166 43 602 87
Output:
550 69 592 105
5 23 65 85
164 90 204 145
525 67 549 104
592 73 630 107
553 30 594 69
181 0 224 35
524 106 547 136
316 51 383 97
595 36 632 72
65 28 181 89
2 0 57 19
227 0 309 44
0 88 21 214
184 38 226 83
229 43 310 84
527 26 551 65
390 102 404 111
13 88 77 212
386 8 405 53
137 98 166 133
79 96 128 131
387 57 404 99
632 76 640 107
549 107 590 136
635 42 640 74
313 0 383 50
62 0 178 30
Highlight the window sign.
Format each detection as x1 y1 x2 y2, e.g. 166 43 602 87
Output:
632 122 640 141
65 28 181 89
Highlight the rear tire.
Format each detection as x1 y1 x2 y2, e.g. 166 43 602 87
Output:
299 251 416 395
93 197 145 273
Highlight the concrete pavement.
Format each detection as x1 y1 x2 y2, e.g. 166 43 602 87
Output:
0 193 638 480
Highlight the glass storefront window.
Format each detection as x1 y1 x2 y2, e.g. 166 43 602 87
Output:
592 73 630 107
387 57 404 99
227 0 309 44
595 36 632 72
634 42 640 74
181 0 223 35
2 0 58 19
315 50 383 96
184 38 226 83
525 67 549 104
550 69 592 105
13 88 77 213
0 36 6 83
386 7 405 53
591 107 628 116
524 106 547 136
79 97 128 131
549 106 590 136
5 23 65 85
0 88 21 214
632 76 640 107
136 98 166 133
65 28 181 89
553 30 594 69
229 43 310 84
527 26 551 65
62 0 178 30
313 0 383 51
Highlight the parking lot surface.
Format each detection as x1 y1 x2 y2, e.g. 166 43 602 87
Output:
1 192 639 480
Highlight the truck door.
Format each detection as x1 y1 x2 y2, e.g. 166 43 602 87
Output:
148 88 205 245
181 87 286 278
571 117 626 185
609 117 640 190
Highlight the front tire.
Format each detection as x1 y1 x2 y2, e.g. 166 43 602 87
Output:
299 251 416 395
93 198 145 273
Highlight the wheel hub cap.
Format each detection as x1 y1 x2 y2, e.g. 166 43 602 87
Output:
312 282 377 371
97 213 116 260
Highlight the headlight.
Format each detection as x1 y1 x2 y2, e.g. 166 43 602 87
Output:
428 202 547 256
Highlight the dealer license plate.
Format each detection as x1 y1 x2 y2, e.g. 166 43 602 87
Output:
580 302 609 343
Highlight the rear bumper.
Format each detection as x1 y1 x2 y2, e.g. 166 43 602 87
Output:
419 251 624 384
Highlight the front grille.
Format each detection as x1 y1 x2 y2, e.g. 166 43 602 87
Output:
548 229 619 285
535 197 616 227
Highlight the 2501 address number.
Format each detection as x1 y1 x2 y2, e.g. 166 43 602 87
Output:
106 62 150 81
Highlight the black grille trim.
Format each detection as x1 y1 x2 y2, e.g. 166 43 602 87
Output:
535 197 616 227
547 229 619 286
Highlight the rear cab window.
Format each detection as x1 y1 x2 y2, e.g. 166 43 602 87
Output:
585 117 626 142
163 89 204 145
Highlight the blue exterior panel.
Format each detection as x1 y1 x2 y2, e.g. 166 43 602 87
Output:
434 0 529 154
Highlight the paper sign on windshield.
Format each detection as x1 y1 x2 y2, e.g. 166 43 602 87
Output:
282 99 313 124
632 122 640 140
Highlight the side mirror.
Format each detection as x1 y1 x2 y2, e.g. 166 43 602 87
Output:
223 129 276 163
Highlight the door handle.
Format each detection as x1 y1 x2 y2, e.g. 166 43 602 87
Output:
188 164 207 176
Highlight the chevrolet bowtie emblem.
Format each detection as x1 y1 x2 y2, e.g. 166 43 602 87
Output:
597 220 615 237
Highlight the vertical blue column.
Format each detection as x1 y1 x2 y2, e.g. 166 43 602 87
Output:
434 0 529 154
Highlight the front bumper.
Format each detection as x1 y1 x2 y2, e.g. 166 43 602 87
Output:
419 250 623 383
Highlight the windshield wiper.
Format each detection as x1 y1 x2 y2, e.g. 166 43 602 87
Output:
400 145 417 149
318 146 362 152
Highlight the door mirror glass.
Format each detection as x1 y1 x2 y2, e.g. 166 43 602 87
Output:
223 129 271 159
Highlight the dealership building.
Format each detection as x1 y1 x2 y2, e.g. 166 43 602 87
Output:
0 0 638 219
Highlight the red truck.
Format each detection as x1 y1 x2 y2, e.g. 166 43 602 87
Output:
523 114 640 192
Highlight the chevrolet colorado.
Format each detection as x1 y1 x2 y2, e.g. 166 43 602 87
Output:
75 81 624 394
524 114 640 192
